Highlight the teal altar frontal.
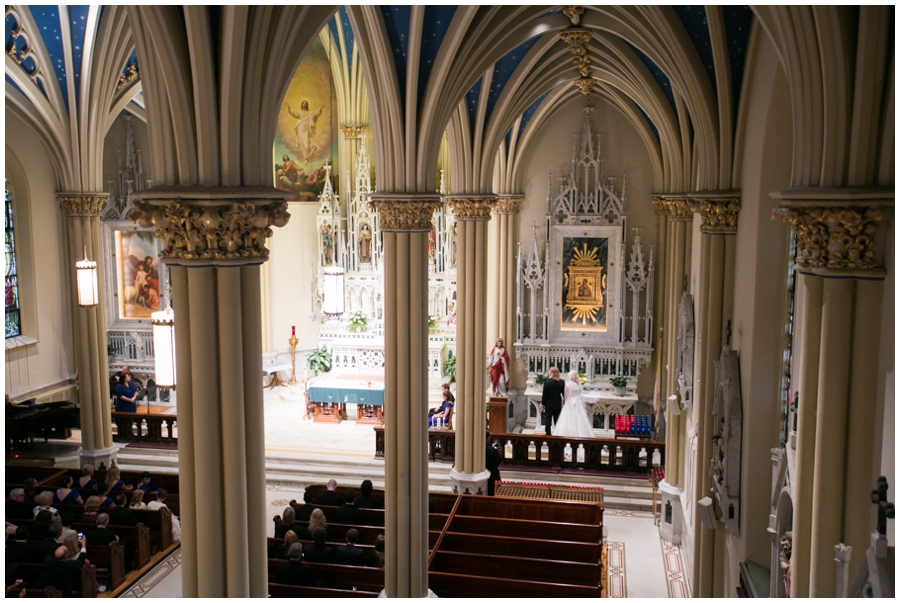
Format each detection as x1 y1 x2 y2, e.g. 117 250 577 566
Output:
308 385 384 406
307 378 385 424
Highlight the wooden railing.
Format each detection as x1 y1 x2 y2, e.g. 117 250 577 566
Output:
112 411 177 444
374 427 664 475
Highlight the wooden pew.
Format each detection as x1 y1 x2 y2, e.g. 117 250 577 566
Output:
437 532 601 564
430 550 602 587
267 560 384 592
10 562 98 598
288 504 384 527
54 504 174 551
85 542 126 590
22 586 63 597
5 466 67 486
268 582 379 598
454 495 603 525
428 571 601 598
449 514 602 543
74 522 151 570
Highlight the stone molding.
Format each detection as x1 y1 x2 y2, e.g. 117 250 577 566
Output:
368 194 443 231
560 29 592 79
493 196 524 215
773 205 886 271
129 187 292 266
651 196 693 221
448 197 495 221
58 194 108 216
563 6 585 26
340 125 365 139
690 197 741 233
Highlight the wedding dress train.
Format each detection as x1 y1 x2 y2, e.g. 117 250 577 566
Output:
552 373 595 438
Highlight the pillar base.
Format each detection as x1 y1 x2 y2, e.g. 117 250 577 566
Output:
378 588 438 598
449 469 491 496
659 479 685 545
78 445 119 470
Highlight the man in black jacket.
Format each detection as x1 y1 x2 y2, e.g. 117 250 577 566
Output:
276 543 315 586
5 488 32 523
295 489 316 521
35 545 87 596
5 526 37 563
336 529 369 566
107 495 137 526
485 432 502 496
335 489 364 525
540 366 565 435
303 527 336 564
354 480 381 509
85 514 119 547
316 480 343 506
37 523 63 561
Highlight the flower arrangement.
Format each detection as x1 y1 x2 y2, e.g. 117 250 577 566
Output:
534 373 548 385
348 311 368 332
428 314 437 329
443 354 456 382
610 376 629 388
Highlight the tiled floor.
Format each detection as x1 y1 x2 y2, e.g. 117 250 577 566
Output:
604 510 671 598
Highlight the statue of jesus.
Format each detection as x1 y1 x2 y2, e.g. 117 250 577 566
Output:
486 338 511 395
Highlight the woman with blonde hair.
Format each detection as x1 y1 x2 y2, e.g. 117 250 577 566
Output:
308 508 327 535
130 490 147 509
32 491 59 519
82 495 102 523
105 467 133 492
277 530 300 559
62 532 82 560
78 464 97 489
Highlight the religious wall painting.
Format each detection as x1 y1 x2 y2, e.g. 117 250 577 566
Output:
274 36 338 201
114 230 160 320
561 237 608 330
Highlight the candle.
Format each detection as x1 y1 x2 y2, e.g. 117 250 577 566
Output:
292 325 296 336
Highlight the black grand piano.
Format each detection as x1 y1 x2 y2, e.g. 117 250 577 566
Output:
6 400 79 451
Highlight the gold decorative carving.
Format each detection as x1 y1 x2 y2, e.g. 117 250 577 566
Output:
493 197 523 215
573 78 595 98
563 6 585 26
340 125 365 139
652 197 693 221
772 206 885 270
651 196 668 215
691 198 740 232
560 29 592 78
368 198 443 231
116 64 139 92
448 198 495 221
58 195 107 216
131 200 290 265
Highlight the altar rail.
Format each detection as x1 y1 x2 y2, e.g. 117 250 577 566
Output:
374 427 663 475
112 411 177 444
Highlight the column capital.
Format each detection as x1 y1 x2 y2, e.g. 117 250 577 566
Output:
129 186 292 266
58 193 108 216
368 193 443 231
447 196 495 220
688 190 741 233
773 203 890 274
340 124 365 139
493 196 524 215
651 195 694 221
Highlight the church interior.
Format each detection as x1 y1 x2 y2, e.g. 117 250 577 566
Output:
4 4 895 598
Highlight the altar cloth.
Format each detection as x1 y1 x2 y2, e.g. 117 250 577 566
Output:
308 381 385 406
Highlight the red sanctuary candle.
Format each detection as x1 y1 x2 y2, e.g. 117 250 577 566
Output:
292 325 295 335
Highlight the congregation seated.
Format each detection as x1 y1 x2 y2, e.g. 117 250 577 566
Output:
35 544 87 597
336 529 370 567
77 465 97 490
6 489 32 522
106 467 133 493
60 532 82 561
146 489 181 543
335 489 364 525
316 480 343 507
137 471 161 493
37 523 63 562
303 527 336 564
6 526 37 563
32 492 59 520
129 490 147 509
428 392 453 428
81 496 101 524
276 543 315 587
95 482 115 508
354 480 381 510
271 530 300 559
108 495 137 526
308 509 328 538
295 490 316 521
29 511 55 542
53 476 84 506
85 513 119 547
23 478 38 503
373 534 385 569
274 507 306 539
57 512 78 544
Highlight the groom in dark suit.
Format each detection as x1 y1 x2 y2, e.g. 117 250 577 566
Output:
541 366 565 435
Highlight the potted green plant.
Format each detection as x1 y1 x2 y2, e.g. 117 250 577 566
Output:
534 373 548 386
306 347 332 375
428 314 437 330
610 376 629 396
443 354 456 383
348 311 368 332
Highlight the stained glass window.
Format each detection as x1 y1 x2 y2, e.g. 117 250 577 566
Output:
5 178 21 338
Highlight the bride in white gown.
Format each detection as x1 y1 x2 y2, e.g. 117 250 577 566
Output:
552 371 595 438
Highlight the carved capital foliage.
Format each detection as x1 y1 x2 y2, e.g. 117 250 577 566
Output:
340 125 365 139
129 188 291 266
447 198 495 221
58 194 107 216
493 197 523 215
651 196 668 215
573 78 595 98
368 197 443 231
652 197 693 221
691 197 740 232
560 29 592 79
772 205 886 270
563 5 585 26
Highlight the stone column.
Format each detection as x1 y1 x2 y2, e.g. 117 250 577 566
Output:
488 196 522 384
368 193 442 598
688 193 741 598
58 194 116 468
448 197 494 495
773 194 891 596
339 125 366 202
131 188 291 598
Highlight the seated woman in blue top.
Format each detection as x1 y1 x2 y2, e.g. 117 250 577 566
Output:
54 476 84 506
105 467 133 492
96 482 115 508
138 471 162 493
78 464 97 489
428 392 454 428
115 372 138 413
